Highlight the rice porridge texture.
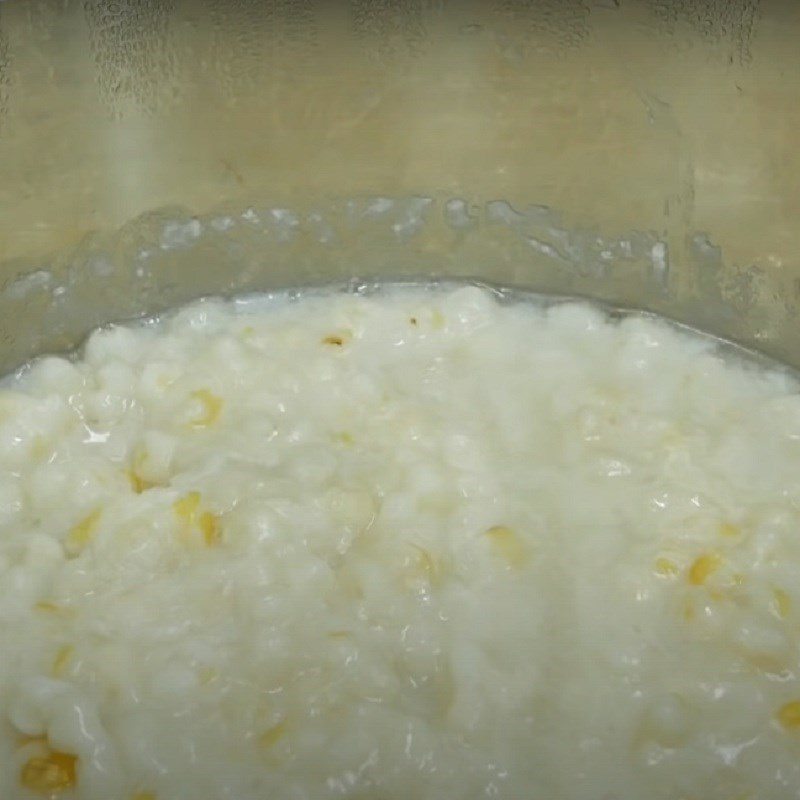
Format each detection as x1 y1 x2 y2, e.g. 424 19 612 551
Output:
2 285 800 800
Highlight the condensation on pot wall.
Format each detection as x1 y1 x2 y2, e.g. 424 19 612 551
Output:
0 195 794 376
0 1 796 270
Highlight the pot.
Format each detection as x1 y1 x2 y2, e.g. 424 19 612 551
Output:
0 1 797 370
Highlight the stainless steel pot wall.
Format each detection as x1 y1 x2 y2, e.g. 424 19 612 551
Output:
0 1 797 372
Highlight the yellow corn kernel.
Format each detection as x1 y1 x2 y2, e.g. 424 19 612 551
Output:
34 602 75 619
126 468 153 494
127 446 160 493
259 720 286 749
52 646 73 678
174 494 221 547
130 448 147 483
199 511 222 547
64 508 102 556
16 734 48 749
173 492 201 524
778 700 800 729
189 389 223 429
744 651 786 676
654 557 679 577
31 435 50 461
719 522 740 537
485 525 528 568
21 751 77 794
687 553 723 586
772 588 791 619
409 544 443 586
332 431 354 445
173 492 201 546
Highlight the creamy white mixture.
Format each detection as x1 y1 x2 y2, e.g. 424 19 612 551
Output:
2 285 800 800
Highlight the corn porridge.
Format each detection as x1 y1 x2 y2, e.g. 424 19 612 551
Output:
1 285 800 800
